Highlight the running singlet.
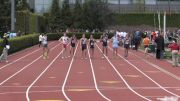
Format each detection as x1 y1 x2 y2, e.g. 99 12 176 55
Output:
42 36 47 45
62 36 68 44
102 36 108 43
81 38 86 45
113 37 119 45
90 39 95 46
124 38 130 45
71 37 76 44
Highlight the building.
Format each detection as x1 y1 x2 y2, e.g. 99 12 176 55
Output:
28 0 180 14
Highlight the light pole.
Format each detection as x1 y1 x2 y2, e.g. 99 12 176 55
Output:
168 0 171 14
11 0 16 32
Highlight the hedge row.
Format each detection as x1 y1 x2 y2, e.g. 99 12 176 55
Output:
0 34 39 54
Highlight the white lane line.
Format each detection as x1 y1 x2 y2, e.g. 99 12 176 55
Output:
1 86 180 90
87 45 111 101
26 43 68 101
0 41 56 70
0 43 61 86
108 46 180 98
95 44 151 101
1 86 180 89
61 42 79 101
130 52 180 81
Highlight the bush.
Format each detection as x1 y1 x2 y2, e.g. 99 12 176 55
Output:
0 34 39 54
16 11 46 34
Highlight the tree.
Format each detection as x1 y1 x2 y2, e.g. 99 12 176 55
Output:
61 0 72 30
16 0 30 11
82 0 111 31
72 0 83 29
48 0 61 32
0 0 11 35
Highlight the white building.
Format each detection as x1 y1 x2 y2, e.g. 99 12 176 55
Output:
28 0 180 14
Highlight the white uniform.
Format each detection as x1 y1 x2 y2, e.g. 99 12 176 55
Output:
39 35 43 42
42 36 48 45
61 36 69 44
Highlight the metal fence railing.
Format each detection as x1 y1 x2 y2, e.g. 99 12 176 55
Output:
108 4 180 14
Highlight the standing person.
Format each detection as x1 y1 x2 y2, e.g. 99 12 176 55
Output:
100 33 108 58
81 34 87 59
124 35 130 57
134 31 141 51
143 36 150 56
42 34 49 59
0 33 10 63
155 34 164 59
70 34 77 56
38 34 43 47
59 33 69 59
111 33 119 58
168 40 179 67
89 34 96 58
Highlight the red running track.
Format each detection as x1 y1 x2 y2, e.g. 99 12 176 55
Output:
0 41 179 101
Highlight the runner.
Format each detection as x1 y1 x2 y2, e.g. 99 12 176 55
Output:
38 34 43 47
81 33 87 59
168 39 179 67
59 33 69 59
100 33 108 58
89 34 96 58
111 33 119 58
143 35 150 56
42 34 49 60
124 34 130 57
70 34 77 56
0 33 10 63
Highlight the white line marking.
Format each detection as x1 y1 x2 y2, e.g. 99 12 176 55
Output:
87 45 111 101
1 86 180 89
0 43 61 86
0 42 56 70
108 46 180 98
95 44 151 101
26 43 68 101
131 52 180 81
61 42 79 101
8 41 54 58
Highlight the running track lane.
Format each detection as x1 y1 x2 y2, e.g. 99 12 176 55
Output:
27 43 72 101
0 41 58 83
106 44 179 100
89 44 146 101
62 42 106 101
0 41 55 67
0 41 62 101
126 48 180 97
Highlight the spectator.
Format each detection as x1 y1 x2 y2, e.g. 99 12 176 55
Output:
0 33 10 63
155 34 165 59
168 40 179 67
143 36 150 56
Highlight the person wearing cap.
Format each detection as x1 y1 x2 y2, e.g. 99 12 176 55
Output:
0 33 10 63
168 40 179 67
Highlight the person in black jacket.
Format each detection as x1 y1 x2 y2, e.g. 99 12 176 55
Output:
0 33 10 62
155 34 165 59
